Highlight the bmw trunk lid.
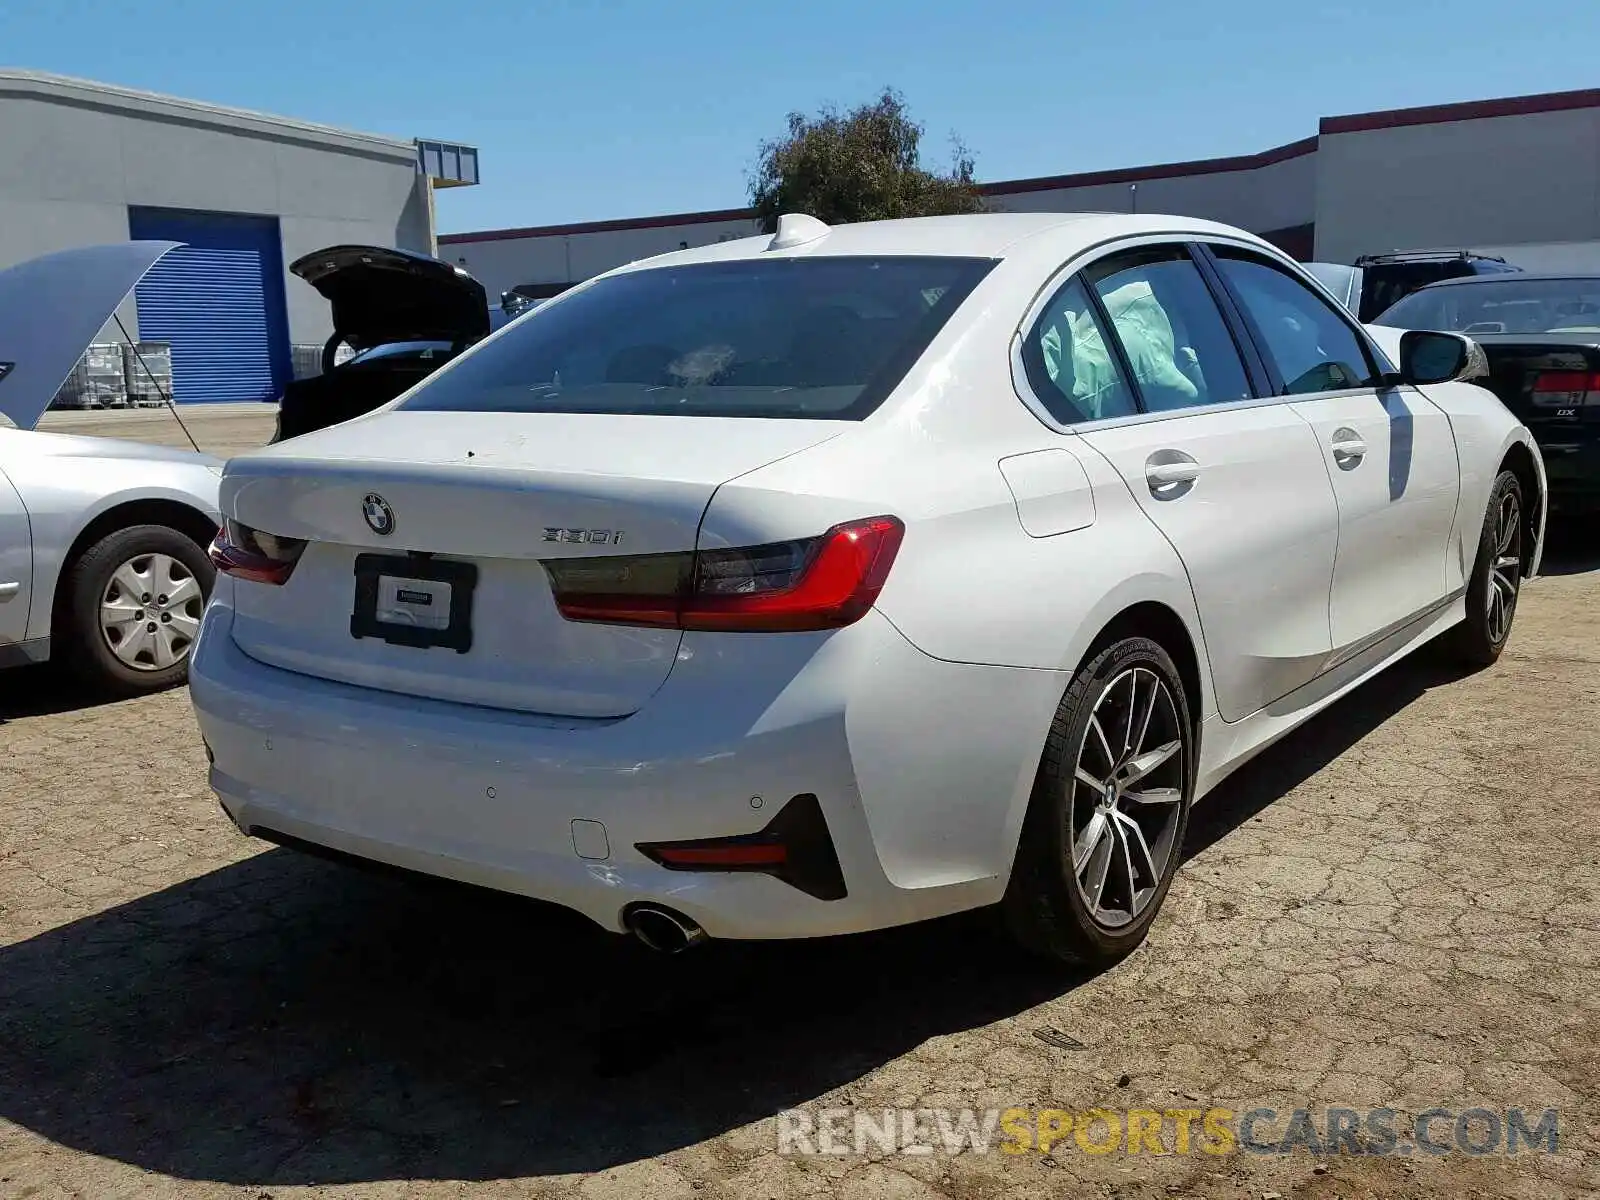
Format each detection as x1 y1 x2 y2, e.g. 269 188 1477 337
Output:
219 410 840 717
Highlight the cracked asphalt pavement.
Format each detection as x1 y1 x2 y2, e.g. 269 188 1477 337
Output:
1 413 1598 1199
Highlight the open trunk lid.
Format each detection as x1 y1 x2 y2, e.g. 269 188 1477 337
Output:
290 245 490 351
0 241 180 430
221 410 840 717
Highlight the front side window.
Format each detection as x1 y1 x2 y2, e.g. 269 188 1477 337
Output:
1211 247 1376 395
1084 246 1254 412
1020 276 1138 424
398 255 994 420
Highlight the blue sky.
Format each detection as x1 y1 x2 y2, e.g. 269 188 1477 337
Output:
8 0 1600 236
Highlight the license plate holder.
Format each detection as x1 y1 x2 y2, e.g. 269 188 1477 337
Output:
351 554 477 653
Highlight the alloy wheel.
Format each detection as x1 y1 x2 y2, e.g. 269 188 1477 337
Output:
1068 666 1186 929
99 552 204 671
1487 491 1522 645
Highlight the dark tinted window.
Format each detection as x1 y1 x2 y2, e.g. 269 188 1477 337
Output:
399 256 994 420
1020 276 1138 424
1212 247 1376 395
1084 246 1253 411
1358 259 1513 320
1376 277 1600 335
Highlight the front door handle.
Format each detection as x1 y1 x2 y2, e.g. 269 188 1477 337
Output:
1331 427 1367 468
1144 455 1201 496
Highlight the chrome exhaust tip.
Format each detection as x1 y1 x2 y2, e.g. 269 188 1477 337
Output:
625 904 708 953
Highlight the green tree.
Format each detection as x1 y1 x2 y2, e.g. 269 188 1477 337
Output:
749 89 983 233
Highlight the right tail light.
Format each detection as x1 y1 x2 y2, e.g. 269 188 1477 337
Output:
544 515 904 633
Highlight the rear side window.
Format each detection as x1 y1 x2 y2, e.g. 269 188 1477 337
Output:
399 256 994 420
1020 276 1139 424
1084 246 1254 411
1211 247 1377 395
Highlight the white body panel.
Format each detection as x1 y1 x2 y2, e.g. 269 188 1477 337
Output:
1077 404 1338 722
189 212 1546 941
1289 387 1462 650
222 413 838 716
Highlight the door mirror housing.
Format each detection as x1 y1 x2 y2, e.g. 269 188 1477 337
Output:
1398 329 1489 385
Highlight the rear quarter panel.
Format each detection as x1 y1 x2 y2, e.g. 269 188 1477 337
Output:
703 356 1215 892
702 377 1211 716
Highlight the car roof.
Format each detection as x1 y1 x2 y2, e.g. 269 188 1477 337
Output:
607 212 1276 274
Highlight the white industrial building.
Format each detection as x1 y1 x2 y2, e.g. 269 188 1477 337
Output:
0 69 478 402
442 86 1600 302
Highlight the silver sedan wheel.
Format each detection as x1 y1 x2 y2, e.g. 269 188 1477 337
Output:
99 552 204 671
1487 491 1522 645
1069 666 1186 930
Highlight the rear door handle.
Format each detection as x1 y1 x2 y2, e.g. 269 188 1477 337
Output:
1331 428 1367 468
0 581 19 602
1144 456 1201 496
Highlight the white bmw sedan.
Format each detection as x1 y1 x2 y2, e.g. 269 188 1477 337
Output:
189 212 1545 963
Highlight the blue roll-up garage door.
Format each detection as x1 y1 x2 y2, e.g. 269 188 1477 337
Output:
127 208 292 403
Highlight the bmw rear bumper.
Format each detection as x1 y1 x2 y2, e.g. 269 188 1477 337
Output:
188 589 1063 940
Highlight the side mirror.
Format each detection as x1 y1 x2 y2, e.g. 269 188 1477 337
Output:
1398 329 1489 385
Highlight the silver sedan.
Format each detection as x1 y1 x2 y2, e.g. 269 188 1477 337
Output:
0 242 222 694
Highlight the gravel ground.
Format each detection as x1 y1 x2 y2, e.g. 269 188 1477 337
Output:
1 407 1597 1198
35 404 278 458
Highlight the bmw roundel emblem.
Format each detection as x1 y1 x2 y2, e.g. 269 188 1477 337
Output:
362 493 395 536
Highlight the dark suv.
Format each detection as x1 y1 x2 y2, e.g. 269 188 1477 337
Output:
1351 250 1521 321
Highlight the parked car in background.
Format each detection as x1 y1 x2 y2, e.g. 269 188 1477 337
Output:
1305 251 1522 321
192 212 1545 964
0 242 221 694
273 246 490 442
1372 273 1600 512
1355 251 1520 320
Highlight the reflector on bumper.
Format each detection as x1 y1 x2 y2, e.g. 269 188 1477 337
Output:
635 793 846 901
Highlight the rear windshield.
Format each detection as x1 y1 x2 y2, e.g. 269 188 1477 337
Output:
398 255 994 420
1375 277 1600 334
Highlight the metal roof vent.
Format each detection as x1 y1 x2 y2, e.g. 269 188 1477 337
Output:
767 213 829 251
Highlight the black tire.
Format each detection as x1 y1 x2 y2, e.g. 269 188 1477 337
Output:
1003 636 1193 965
57 524 215 697
1443 469 1524 668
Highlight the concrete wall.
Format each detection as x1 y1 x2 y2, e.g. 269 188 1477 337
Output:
1476 240 1600 273
1314 107 1600 263
0 71 432 346
444 88 1600 299
439 143 1320 297
443 213 762 300
987 145 1317 237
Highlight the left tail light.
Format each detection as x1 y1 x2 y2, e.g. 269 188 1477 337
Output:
543 515 904 633
209 519 307 586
